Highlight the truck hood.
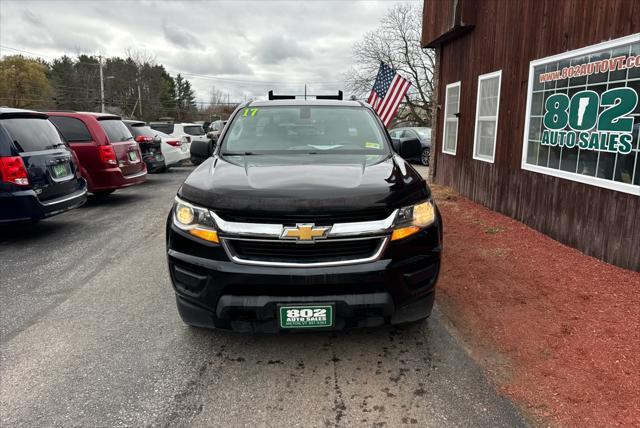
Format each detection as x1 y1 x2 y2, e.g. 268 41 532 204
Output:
178 154 429 216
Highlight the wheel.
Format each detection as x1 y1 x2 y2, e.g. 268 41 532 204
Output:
420 148 430 166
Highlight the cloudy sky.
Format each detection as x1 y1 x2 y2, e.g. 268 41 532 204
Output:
0 0 414 104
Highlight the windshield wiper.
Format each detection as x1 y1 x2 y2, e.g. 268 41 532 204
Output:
221 151 260 156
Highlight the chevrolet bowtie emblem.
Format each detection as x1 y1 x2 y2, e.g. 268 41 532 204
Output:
281 224 331 242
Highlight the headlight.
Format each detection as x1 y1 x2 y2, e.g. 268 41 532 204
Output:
391 200 435 241
173 197 219 243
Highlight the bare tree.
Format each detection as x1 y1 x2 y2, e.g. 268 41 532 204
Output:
125 48 157 67
346 2 435 126
208 86 226 106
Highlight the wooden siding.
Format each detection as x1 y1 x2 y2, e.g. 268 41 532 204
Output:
422 0 456 46
422 0 477 47
427 0 640 270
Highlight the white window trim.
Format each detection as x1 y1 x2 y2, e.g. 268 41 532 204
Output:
520 32 640 196
442 81 461 155
472 70 502 163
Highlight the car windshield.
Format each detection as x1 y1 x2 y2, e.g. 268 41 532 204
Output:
415 128 431 139
183 125 205 136
99 119 133 142
221 106 388 155
1 117 66 152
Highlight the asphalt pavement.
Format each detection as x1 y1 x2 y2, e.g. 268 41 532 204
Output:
0 165 527 427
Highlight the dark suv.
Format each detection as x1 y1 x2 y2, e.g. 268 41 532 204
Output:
0 108 87 223
166 95 442 332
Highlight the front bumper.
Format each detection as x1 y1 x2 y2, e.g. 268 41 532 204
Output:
0 180 87 223
167 220 441 332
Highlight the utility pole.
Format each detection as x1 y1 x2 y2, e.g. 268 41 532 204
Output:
304 84 307 100
138 83 142 117
99 55 105 113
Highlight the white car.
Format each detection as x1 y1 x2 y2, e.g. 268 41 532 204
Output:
150 122 208 145
151 130 190 167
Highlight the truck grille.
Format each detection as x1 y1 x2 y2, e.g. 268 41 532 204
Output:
224 237 386 266
217 209 393 226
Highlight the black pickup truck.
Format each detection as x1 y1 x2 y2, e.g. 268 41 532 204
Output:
166 95 442 332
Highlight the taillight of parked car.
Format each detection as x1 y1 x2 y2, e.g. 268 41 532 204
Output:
135 135 153 143
98 145 118 166
166 140 182 147
0 156 30 187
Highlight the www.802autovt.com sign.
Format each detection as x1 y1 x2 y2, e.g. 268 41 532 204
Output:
522 34 640 195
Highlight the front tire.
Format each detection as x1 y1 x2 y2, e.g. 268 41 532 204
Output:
420 149 430 166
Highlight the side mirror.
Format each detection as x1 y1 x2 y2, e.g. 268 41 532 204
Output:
399 138 422 159
190 139 213 160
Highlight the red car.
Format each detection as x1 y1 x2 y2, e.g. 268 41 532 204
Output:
47 112 146 195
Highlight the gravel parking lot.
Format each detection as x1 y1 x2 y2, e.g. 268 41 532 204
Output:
0 165 526 427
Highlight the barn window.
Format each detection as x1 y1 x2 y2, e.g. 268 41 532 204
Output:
442 81 460 155
473 70 502 163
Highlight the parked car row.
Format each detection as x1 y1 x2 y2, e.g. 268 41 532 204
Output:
0 108 202 224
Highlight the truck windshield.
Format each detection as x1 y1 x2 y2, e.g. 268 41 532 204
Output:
221 106 389 155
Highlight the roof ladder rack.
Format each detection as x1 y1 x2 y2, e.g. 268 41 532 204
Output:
267 91 296 100
316 91 343 100
267 90 343 101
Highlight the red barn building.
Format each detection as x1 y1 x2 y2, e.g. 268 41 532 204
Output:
422 0 640 270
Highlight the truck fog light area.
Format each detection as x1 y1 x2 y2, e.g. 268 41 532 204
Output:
391 226 420 241
188 228 219 243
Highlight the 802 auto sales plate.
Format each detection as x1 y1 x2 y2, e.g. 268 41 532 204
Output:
278 304 334 329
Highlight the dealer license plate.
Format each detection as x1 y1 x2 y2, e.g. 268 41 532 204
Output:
278 304 334 329
128 151 139 162
51 163 71 178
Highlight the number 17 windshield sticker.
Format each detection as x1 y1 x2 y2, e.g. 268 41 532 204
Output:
242 108 259 117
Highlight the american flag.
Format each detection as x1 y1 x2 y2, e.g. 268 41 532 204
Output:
367 62 411 127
